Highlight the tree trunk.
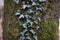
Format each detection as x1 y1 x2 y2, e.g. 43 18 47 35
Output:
3 0 58 40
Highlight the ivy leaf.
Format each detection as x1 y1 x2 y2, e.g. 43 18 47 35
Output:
31 0 37 2
28 9 34 14
27 19 33 27
38 17 41 21
36 26 40 30
32 2 36 6
34 20 38 24
39 0 47 2
27 5 31 8
33 36 38 40
15 9 20 16
26 36 31 40
13 0 19 4
22 5 27 9
23 23 27 28
15 12 20 16
19 14 25 19
36 7 43 11
30 29 36 35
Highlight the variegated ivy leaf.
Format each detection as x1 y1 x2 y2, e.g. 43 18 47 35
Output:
30 29 36 35
36 12 39 15
23 23 27 28
22 29 27 34
26 19 33 27
32 2 36 6
19 14 25 19
39 0 47 2
26 37 31 40
22 1 25 4
28 9 34 14
22 5 27 9
26 19 31 23
19 22 23 26
20 32 24 36
20 29 28 39
25 33 29 35
31 0 37 2
15 10 20 16
37 17 41 21
34 20 38 24
36 7 43 11
32 16 37 20
22 5 31 9
27 5 31 8
15 12 20 16
36 3 40 5
36 26 40 30
30 29 38 40
25 14 31 19
20 37 25 40
13 0 19 4
33 36 38 40
27 22 33 27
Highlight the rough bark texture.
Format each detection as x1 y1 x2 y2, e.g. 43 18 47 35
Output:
4 0 20 40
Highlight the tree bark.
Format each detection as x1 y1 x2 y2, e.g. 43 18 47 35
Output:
3 0 58 40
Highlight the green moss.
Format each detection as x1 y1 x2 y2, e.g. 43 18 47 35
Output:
38 21 58 40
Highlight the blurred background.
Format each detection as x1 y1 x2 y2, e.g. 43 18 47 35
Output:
0 0 4 40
